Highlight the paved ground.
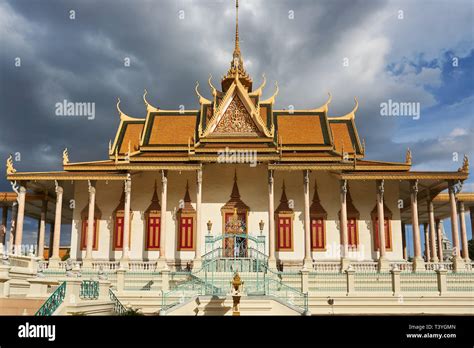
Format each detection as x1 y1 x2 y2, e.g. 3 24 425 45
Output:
0 298 45 315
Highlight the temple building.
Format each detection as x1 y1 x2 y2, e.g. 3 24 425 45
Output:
0 0 472 316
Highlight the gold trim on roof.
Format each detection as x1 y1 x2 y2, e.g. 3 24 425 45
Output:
143 89 160 113
310 92 332 113
327 97 358 120
62 148 69 166
195 81 212 104
260 82 279 105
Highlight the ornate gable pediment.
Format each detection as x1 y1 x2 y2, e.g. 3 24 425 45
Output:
201 79 273 138
214 93 260 135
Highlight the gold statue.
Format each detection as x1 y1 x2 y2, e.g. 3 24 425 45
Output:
459 154 469 173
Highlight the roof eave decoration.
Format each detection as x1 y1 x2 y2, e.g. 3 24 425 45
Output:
310 92 332 113
405 148 412 165
260 81 279 105
62 148 69 166
458 154 469 173
195 81 212 105
249 74 266 98
6 154 16 175
143 89 160 113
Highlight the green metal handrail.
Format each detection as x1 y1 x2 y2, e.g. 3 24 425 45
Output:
109 288 127 315
35 282 66 316
80 280 99 299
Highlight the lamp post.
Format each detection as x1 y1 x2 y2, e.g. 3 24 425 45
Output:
207 220 213 235
259 220 265 235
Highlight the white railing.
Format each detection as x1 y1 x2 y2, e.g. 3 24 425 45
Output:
312 262 341 272
90 261 120 271
128 261 157 271
351 262 378 272
425 262 454 271
389 262 413 272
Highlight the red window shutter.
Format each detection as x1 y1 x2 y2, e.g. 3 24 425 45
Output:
277 217 292 250
311 218 325 250
81 220 97 250
347 219 358 247
179 217 194 250
114 216 124 249
147 216 160 249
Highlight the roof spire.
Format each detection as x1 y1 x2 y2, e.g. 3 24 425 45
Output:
234 0 240 59
221 0 252 92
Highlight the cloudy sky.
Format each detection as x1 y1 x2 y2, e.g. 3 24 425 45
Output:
0 0 473 248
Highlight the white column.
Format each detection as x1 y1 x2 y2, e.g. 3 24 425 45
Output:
448 183 462 267
37 197 47 259
458 201 470 261
436 219 444 261
410 180 424 271
50 182 63 266
376 180 386 258
159 170 168 268
423 223 430 261
194 169 202 268
376 180 388 271
14 184 27 255
8 203 17 255
121 177 131 262
340 180 348 263
0 206 7 254
401 223 407 260
303 170 312 269
268 170 276 268
85 180 96 262
427 200 439 262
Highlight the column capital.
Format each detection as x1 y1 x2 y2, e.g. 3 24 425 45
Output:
268 169 274 184
303 169 310 185
340 179 347 195
410 179 418 194
377 179 384 199
161 170 168 184
54 180 63 194
196 168 202 184
124 178 132 193
88 180 96 194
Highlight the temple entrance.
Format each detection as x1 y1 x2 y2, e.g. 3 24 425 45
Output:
220 170 250 258
223 209 247 257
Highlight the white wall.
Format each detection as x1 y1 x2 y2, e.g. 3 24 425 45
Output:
70 165 403 262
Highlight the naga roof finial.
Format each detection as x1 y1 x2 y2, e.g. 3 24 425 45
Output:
406 148 412 165
63 148 69 165
6 154 16 175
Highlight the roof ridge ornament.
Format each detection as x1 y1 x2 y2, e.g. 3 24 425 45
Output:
195 81 212 104
310 92 332 112
252 74 266 97
406 148 412 165
6 154 16 175
143 89 159 112
208 74 217 97
116 97 143 121
328 97 358 120
459 154 469 173
63 148 69 166
260 81 279 104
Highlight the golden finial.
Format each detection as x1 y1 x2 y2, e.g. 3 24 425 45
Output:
143 89 159 112
260 81 279 104
208 74 217 97
234 0 240 56
459 154 469 173
195 81 211 104
252 74 266 97
108 140 112 154
6 154 16 175
62 148 69 165
406 148 412 165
